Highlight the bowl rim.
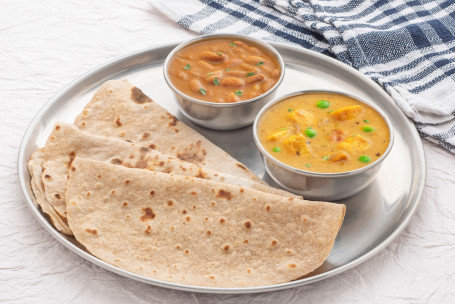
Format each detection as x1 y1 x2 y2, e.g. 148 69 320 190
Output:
253 90 395 178
163 33 285 108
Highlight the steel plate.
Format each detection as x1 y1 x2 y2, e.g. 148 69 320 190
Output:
17 42 426 294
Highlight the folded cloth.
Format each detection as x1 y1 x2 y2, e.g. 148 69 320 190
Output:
153 0 455 152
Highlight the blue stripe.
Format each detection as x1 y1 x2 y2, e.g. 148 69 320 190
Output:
203 0 330 52
407 24 432 49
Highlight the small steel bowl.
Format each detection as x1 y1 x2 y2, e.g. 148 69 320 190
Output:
253 90 395 201
163 34 285 130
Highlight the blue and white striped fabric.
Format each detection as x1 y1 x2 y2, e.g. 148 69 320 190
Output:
153 0 455 152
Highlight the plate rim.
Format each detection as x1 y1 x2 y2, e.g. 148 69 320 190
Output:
17 40 426 294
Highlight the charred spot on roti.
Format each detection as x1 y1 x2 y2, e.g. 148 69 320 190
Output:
175 244 181 249
186 216 191 222
219 218 226 224
190 191 197 196
162 168 172 174
55 125 61 131
236 163 248 171
68 151 76 168
208 275 215 279
144 225 152 234
44 174 52 180
124 179 131 185
244 220 252 229
271 240 278 246
85 228 98 235
206 230 212 235
192 205 197 209
216 189 232 200
158 161 165 167
195 169 207 179
140 207 156 221
111 189 116 194
167 200 174 206
288 198 294 201
223 244 231 252
150 190 155 196
54 193 61 199
139 147 149 153
287 263 297 269
111 158 123 165
184 249 190 255
243 240 249 244
167 113 179 127
131 87 153 104
135 158 148 169
182 210 187 214
176 141 205 164
266 205 271 211
147 144 156 150
285 249 294 255
115 117 122 127
211 201 216 206
122 201 128 207
86 191 91 198
141 132 150 139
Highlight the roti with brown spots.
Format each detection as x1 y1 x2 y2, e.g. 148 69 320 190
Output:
38 123 299 235
74 79 261 183
28 148 72 234
66 157 345 288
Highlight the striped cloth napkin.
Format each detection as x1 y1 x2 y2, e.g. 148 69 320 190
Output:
153 0 455 153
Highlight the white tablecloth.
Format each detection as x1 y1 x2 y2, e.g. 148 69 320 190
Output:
1 1 454 303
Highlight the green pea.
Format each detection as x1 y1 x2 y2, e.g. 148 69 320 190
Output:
364 119 370 123
322 156 330 160
362 126 375 132
305 164 311 168
358 155 371 163
272 146 281 152
304 127 316 138
316 100 330 109
288 108 294 112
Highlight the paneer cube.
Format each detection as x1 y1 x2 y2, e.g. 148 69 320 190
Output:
267 129 288 141
330 105 362 121
288 109 315 126
283 133 310 155
330 151 349 162
338 135 370 152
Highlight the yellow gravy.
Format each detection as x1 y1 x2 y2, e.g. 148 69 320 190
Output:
258 93 390 173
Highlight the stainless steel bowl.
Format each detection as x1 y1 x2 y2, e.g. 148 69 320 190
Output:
163 34 285 130
253 90 395 201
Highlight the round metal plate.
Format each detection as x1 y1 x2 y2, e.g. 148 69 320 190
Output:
17 42 426 294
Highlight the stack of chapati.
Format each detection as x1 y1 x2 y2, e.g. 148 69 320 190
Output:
28 79 345 287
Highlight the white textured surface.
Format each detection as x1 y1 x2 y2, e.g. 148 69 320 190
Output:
1 1 454 303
